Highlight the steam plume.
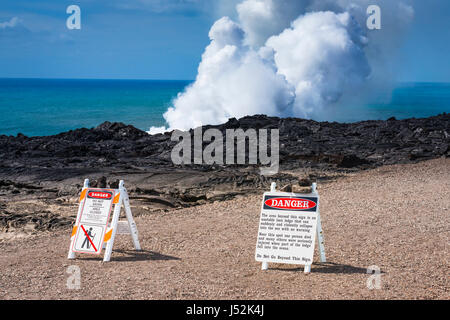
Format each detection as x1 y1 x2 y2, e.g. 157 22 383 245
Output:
149 0 413 134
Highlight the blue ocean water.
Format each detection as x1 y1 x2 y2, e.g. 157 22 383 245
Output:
322 82 450 123
0 78 449 137
0 78 191 137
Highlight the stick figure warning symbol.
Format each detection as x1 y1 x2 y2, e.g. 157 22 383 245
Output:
73 224 105 254
81 225 97 251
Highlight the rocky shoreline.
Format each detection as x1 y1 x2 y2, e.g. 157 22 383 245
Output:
1 113 448 171
0 114 448 232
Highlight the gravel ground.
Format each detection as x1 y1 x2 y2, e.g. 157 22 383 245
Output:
0 158 448 300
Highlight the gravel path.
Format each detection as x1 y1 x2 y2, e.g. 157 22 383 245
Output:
0 158 448 300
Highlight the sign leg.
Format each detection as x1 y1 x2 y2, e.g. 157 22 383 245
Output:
261 182 276 271
304 265 311 273
123 190 141 251
102 222 112 250
68 179 89 260
312 182 326 263
103 180 124 262
316 209 326 263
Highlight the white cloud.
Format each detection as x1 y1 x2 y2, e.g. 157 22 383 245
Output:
149 0 414 133
237 0 312 47
266 11 370 118
0 17 20 29
161 17 294 131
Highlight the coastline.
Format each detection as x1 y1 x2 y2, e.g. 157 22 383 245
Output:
0 113 448 299
1 78 449 137
0 113 448 230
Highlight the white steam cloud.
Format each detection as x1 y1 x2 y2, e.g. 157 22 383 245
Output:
157 16 294 132
266 11 371 118
149 0 413 134
0 17 20 29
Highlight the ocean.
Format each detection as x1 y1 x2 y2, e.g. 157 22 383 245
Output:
0 78 190 137
0 78 449 137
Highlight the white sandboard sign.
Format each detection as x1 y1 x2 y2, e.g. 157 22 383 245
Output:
73 224 105 254
72 189 115 255
255 183 326 273
68 179 141 262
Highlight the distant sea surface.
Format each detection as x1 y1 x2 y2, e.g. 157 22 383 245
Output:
0 78 449 137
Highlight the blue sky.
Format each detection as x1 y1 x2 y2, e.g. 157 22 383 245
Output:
395 0 450 82
0 0 449 81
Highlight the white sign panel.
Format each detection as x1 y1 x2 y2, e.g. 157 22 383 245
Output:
116 221 131 235
79 189 115 225
73 224 105 254
72 188 115 255
255 192 319 265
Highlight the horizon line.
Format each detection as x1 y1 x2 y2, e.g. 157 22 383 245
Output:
0 77 449 85
0 77 195 82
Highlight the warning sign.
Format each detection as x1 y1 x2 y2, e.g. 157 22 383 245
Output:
73 224 105 253
68 179 142 262
72 188 115 255
79 190 115 225
255 192 319 265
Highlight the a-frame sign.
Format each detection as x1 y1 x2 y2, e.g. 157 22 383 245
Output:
255 182 326 273
68 179 141 262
